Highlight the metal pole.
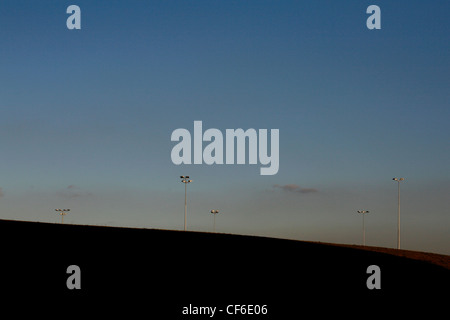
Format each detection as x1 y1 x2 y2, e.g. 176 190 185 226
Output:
55 209 69 224
397 180 400 249
180 176 192 231
184 181 187 231
357 210 369 246
363 212 365 246
210 210 219 232
393 177 404 249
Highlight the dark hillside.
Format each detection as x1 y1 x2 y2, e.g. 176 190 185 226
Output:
0 219 448 317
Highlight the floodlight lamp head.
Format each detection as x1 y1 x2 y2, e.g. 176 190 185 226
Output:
186 176 190 179
180 176 185 179
188 180 192 182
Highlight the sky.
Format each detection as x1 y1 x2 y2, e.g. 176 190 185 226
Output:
0 1 449 254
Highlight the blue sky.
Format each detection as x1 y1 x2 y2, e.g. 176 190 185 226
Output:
0 1 449 254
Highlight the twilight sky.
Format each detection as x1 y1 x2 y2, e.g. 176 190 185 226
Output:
0 1 449 254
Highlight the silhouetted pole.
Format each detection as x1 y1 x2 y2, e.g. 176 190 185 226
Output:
392 178 404 249
55 208 70 224
211 210 219 232
357 210 369 246
180 176 192 231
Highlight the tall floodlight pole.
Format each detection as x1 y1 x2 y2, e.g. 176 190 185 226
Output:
357 210 370 246
180 176 192 231
210 210 219 232
55 208 70 224
392 178 405 249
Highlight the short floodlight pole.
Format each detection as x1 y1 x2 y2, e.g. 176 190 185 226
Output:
55 208 70 224
392 177 405 249
180 176 192 231
210 210 219 232
357 210 370 246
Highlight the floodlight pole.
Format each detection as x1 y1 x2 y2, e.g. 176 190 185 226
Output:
357 210 369 246
180 176 192 231
392 178 405 249
185 181 187 230
211 210 219 232
55 209 70 224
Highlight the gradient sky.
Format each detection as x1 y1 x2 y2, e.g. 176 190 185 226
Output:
1 1 449 254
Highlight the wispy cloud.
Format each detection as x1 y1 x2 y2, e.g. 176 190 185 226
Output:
57 185 92 199
273 184 318 194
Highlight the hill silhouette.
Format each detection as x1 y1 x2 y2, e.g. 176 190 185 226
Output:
0 219 448 317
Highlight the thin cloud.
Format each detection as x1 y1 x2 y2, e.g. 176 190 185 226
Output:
273 184 318 194
57 185 92 199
